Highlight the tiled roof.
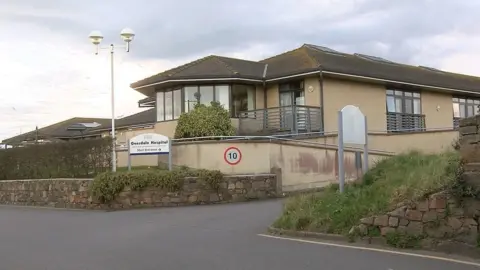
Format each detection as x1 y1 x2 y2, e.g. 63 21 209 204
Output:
87 108 156 133
2 117 110 144
131 43 480 93
130 55 265 89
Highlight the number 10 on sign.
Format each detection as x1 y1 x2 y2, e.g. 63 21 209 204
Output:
224 147 242 165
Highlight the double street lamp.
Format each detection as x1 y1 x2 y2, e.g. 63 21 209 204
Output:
88 28 135 172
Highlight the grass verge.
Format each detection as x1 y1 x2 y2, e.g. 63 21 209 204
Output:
272 150 461 235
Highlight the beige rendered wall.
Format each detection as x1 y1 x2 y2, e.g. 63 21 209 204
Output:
266 84 279 108
303 77 321 107
322 77 387 133
306 130 458 154
255 85 265 109
422 91 454 129
171 141 389 191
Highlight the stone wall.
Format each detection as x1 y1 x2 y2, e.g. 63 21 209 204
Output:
459 117 480 192
352 191 479 248
0 174 278 210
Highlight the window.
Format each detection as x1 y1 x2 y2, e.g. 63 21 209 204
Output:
156 92 164 121
453 97 480 128
184 86 198 113
164 91 173 120
231 85 255 117
215 85 230 109
157 89 182 122
386 89 424 132
199 86 214 105
173 89 182 119
279 81 303 92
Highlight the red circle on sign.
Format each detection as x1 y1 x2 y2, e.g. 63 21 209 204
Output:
224 147 242 165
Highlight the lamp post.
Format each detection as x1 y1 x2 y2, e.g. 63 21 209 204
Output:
88 28 135 172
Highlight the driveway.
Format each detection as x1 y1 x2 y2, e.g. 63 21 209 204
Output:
1 200 479 270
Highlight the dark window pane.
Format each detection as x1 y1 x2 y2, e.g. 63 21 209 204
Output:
215 85 230 109
413 99 421 114
467 105 474 117
404 92 413 97
453 103 460 117
386 96 396 112
405 99 413 114
199 86 214 105
413 92 421 98
156 92 164 121
165 91 173 120
231 85 255 117
386 89 394 95
173 89 182 119
184 86 198 113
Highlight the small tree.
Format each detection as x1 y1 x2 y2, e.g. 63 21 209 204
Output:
174 101 236 139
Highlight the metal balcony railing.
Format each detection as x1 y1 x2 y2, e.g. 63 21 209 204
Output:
453 117 461 130
238 105 323 135
387 112 426 132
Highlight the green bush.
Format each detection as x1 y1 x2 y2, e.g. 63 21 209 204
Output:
174 101 235 139
90 168 223 203
0 138 112 180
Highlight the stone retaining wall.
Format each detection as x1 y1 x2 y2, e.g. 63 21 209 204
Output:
352 191 480 247
0 174 278 210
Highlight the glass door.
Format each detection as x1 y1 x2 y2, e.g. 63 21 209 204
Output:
280 92 293 130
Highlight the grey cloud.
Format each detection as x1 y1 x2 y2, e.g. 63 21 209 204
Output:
2 0 479 66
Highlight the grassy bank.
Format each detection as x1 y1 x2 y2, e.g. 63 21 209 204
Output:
273 151 461 235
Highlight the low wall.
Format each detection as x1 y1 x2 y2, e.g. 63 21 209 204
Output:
351 191 480 252
0 174 278 210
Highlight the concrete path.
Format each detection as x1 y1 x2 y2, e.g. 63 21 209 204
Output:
1 200 479 270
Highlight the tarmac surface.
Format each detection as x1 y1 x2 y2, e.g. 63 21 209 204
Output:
1 200 479 270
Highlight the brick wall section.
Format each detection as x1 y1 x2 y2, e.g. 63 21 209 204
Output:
0 174 277 210
460 117 480 191
353 191 480 247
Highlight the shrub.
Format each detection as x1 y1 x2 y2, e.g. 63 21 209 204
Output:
174 101 235 139
90 168 223 203
0 138 112 180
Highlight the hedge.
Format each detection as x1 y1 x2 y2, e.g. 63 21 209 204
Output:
90 168 224 203
174 101 235 139
0 138 112 180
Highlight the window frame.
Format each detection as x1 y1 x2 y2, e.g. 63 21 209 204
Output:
157 84 256 122
385 89 424 132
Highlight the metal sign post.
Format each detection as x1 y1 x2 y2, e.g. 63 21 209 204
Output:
337 105 369 193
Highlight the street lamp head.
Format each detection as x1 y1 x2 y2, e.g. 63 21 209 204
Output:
120 28 135 43
89 30 104 45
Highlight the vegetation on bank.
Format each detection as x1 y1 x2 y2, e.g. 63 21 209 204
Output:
273 151 462 235
90 167 224 203
174 101 235 139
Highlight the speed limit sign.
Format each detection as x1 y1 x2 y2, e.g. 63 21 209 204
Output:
224 147 242 165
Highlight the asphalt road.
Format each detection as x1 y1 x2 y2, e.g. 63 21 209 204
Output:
1 200 479 270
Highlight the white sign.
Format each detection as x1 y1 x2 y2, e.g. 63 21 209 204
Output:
129 133 170 155
341 105 366 145
224 147 242 165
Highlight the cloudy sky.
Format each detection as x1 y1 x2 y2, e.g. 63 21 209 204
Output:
1 0 479 140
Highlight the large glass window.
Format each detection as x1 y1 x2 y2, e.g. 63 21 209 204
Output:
199 86 214 105
386 89 424 132
231 84 255 117
453 97 480 128
214 85 230 109
156 92 164 121
184 86 198 113
173 89 182 119
164 91 173 120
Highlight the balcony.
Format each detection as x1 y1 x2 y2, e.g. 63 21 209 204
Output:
387 112 426 133
238 105 323 136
